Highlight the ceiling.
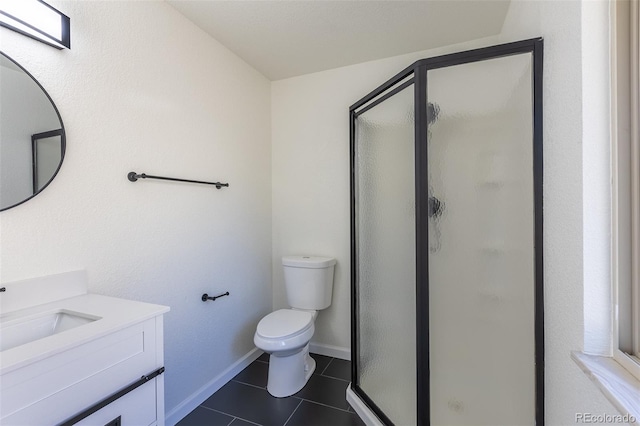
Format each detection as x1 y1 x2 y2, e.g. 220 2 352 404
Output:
166 1 511 81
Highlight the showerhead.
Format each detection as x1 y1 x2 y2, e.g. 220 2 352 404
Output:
427 102 440 125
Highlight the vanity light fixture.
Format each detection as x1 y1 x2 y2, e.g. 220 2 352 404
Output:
0 0 69 49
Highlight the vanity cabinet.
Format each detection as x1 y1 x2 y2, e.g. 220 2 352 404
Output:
1 315 166 425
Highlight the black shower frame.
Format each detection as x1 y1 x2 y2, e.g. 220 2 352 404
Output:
31 128 64 194
349 38 544 426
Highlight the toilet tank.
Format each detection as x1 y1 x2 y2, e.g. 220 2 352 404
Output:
282 256 336 310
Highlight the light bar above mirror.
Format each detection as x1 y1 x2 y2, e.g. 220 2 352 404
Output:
0 0 70 49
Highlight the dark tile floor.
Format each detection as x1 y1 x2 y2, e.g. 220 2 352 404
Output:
178 353 364 426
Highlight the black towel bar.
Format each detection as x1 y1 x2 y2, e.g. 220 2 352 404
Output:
128 171 229 189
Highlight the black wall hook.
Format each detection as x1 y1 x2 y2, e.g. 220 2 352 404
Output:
202 291 230 302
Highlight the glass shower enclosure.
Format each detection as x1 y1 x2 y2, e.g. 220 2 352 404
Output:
348 39 544 425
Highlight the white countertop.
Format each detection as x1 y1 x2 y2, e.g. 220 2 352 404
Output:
0 293 169 375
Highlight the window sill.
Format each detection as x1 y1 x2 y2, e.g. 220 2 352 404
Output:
572 351 640 424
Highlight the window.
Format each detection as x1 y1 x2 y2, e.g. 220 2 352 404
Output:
612 0 640 380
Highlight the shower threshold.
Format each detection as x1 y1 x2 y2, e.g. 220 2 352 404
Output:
346 384 385 426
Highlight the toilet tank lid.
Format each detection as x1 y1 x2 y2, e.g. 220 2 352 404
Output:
282 256 336 268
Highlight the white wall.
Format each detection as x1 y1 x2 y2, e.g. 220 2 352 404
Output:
272 0 621 423
0 0 272 417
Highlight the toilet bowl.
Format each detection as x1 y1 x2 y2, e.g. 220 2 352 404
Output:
254 309 317 397
254 256 336 397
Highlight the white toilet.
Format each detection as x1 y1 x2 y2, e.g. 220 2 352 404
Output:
254 255 336 397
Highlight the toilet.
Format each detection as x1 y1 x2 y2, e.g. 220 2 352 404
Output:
254 255 336 397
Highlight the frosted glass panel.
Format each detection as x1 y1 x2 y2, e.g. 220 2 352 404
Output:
427 53 535 425
356 83 416 425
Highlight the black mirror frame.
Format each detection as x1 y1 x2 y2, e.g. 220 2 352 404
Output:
0 51 66 212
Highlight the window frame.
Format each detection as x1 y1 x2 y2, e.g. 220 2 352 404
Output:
611 0 640 381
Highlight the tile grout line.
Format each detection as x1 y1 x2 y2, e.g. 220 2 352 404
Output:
282 398 304 426
318 373 350 383
230 416 263 426
197 406 247 423
197 405 230 415
300 397 353 414
320 357 334 375
231 379 267 390
198 406 264 426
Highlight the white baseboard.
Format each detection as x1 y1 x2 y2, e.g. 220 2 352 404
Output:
165 347 263 426
309 342 350 360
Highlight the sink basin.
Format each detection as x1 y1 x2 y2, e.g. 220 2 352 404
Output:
0 310 101 352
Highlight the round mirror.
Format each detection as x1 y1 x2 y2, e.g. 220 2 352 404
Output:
0 51 66 211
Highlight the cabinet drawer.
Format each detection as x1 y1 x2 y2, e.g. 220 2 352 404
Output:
74 377 158 426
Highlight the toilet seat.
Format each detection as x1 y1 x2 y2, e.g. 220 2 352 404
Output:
256 309 313 339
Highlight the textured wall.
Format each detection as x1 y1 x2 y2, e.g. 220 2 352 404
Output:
0 0 272 415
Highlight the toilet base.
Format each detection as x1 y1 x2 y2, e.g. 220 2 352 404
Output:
266 343 316 398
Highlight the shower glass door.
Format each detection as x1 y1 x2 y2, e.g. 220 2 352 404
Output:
427 53 538 426
352 76 417 425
